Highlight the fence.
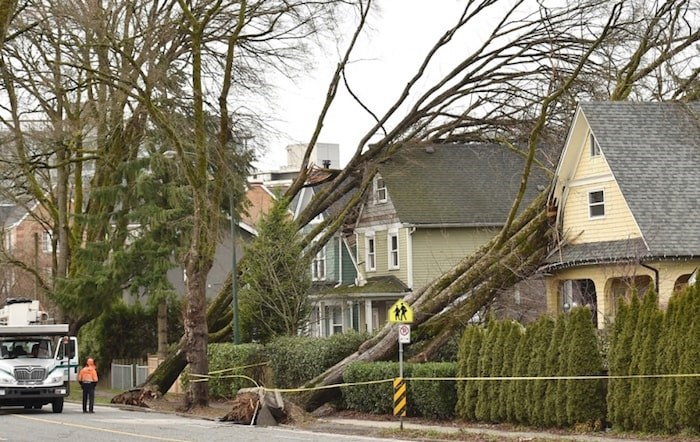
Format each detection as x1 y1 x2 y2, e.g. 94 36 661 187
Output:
111 360 148 391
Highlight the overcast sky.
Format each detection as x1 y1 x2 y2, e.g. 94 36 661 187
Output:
255 0 469 170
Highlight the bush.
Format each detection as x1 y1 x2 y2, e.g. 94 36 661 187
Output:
342 361 400 414
455 326 483 421
410 363 457 419
563 307 606 427
342 361 457 418
266 332 367 388
206 343 267 399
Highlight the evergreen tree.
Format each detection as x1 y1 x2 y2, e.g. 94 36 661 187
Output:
528 316 555 426
543 315 567 427
457 326 484 421
606 295 629 428
630 290 662 432
456 326 475 417
564 306 606 427
488 321 508 422
677 285 700 432
512 322 532 424
475 321 497 422
239 197 312 342
498 321 522 423
654 292 680 432
608 293 640 430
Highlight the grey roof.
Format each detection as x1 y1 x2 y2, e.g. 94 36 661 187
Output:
580 101 700 257
378 144 548 226
0 204 27 228
544 238 649 270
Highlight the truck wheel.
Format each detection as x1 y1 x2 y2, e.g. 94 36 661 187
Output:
52 398 64 413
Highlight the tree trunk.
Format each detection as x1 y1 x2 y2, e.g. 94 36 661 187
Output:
157 299 168 360
111 279 233 406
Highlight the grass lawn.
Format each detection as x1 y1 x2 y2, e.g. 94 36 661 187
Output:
67 381 123 405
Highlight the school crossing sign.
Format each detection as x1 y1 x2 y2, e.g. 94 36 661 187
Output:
388 300 413 324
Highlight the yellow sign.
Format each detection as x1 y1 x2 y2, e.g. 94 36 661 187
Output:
393 377 407 417
388 300 413 323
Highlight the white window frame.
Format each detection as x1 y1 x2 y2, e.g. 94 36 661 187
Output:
590 133 601 157
41 231 53 253
365 234 376 272
312 246 327 281
374 176 387 203
331 306 343 335
588 189 605 219
388 231 399 270
3 231 14 252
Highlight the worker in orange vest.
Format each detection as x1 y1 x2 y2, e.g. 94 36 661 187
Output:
78 357 98 413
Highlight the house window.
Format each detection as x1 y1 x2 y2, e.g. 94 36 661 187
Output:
312 246 326 281
588 190 605 218
366 235 376 271
325 306 343 335
590 133 601 157
41 231 53 253
388 232 399 269
374 177 387 203
3 231 14 252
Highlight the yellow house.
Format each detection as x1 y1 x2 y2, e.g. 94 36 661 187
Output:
544 102 700 328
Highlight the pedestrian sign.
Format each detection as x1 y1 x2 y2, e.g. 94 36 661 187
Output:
388 300 413 323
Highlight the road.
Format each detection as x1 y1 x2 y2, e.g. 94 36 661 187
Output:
0 402 404 442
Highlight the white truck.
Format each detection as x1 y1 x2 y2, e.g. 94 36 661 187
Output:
0 298 79 413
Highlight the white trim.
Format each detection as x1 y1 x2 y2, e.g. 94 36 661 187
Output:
373 175 387 204
365 233 376 272
589 132 601 157
387 230 399 270
312 245 327 281
587 188 605 219
406 228 414 290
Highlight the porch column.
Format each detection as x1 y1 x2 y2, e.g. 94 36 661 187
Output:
545 277 560 316
364 299 373 333
590 275 609 329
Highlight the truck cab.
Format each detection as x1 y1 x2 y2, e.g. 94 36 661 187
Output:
0 299 78 413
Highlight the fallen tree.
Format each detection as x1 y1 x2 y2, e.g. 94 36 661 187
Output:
111 0 700 408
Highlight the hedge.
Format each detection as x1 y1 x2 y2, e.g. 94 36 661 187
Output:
265 332 368 388
341 361 457 418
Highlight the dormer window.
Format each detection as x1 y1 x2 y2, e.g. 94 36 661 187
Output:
374 177 387 203
590 133 601 157
588 190 605 218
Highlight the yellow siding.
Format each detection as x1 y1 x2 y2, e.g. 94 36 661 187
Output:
412 228 497 290
562 128 641 244
572 130 609 180
562 180 641 244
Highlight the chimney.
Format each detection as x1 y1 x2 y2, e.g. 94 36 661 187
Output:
322 159 331 168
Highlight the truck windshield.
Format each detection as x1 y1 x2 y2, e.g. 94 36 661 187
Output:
0 338 53 359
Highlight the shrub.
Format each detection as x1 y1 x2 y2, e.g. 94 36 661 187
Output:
455 326 484 421
410 363 457 419
342 361 401 414
563 306 606 427
206 343 267 399
266 332 367 388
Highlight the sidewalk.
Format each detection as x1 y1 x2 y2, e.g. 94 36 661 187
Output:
311 417 685 442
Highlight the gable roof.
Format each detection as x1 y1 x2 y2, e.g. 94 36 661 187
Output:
578 101 700 257
377 143 548 226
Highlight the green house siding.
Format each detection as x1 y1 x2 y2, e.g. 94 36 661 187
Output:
357 228 408 283
326 239 340 282
340 242 356 284
411 227 498 290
